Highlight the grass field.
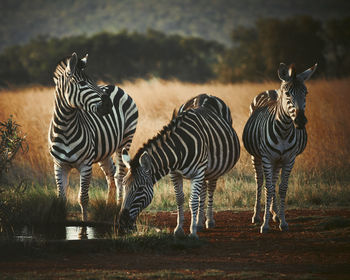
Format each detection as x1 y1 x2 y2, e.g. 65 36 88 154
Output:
0 79 350 215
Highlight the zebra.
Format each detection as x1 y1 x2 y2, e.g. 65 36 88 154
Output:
242 63 317 233
118 94 240 238
48 52 138 221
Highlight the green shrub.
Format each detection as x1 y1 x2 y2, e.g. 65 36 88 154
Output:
0 187 66 233
0 115 27 180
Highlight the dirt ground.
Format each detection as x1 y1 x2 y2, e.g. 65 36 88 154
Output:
1 209 350 279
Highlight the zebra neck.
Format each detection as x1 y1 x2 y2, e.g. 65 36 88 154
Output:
275 99 294 139
52 93 79 131
150 150 171 185
144 142 178 185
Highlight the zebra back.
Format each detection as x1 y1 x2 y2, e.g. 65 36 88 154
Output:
249 90 278 115
174 94 232 125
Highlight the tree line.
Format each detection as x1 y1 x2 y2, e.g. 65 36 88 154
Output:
0 16 349 87
217 16 350 82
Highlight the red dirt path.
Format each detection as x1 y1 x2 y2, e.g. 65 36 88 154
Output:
1 209 350 279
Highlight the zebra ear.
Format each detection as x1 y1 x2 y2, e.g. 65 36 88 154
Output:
297 63 317 81
288 64 296 79
278 63 290 82
139 152 152 172
81 54 88 68
172 109 178 120
122 148 131 169
67 52 78 76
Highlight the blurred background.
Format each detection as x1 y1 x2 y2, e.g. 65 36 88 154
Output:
0 0 349 86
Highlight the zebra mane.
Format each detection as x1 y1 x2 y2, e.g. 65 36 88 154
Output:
130 109 191 170
53 55 92 82
53 56 70 79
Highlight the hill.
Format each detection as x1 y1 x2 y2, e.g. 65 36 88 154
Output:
1 0 350 51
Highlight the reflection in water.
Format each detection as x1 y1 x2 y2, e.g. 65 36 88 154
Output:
11 225 112 241
66 226 96 240
14 225 66 241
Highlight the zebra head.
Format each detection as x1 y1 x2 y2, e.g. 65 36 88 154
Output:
118 148 154 233
278 63 317 129
53 52 112 116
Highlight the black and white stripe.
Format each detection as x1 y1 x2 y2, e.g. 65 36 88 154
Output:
48 52 138 221
119 94 240 238
242 63 317 233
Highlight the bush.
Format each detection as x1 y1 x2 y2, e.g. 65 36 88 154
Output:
0 115 27 180
0 187 67 234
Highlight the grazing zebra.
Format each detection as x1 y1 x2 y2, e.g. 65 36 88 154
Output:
242 63 317 233
48 52 138 221
119 94 240 238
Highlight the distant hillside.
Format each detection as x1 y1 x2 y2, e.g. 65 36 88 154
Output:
1 0 349 51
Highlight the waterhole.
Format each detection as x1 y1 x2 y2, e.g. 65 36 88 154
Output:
8 224 115 241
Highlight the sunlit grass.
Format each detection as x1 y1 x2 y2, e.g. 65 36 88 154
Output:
2 79 349 177
0 78 349 218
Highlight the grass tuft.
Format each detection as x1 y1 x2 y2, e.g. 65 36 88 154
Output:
0 186 67 234
89 198 120 224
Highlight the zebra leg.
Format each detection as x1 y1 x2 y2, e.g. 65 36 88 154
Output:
54 163 70 201
78 165 92 222
115 146 130 205
270 166 281 223
189 171 206 238
170 172 185 237
252 156 263 224
278 163 294 231
99 157 117 204
260 158 275 233
196 181 207 232
205 179 217 229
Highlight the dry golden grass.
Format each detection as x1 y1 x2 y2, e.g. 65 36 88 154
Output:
0 78 349 181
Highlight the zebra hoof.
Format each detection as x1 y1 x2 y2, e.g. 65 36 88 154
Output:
189 233 199 239
252 215 261 224
260 226 269 234
205 220 215 229
272 215 280 223
279 223 289 232
174 227 185 238
196 225 204 232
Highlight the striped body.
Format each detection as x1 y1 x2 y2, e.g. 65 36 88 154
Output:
242 63 317 233
119 95 240 237
48 53 138 221
243 89 307 161
49 85 137 166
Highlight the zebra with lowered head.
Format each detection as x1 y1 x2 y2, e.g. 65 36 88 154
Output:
118 94 240 238
48 52 138 221
243 63 317 233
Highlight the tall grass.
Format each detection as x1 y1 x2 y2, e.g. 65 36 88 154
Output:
0 186 66 233
0 79 349 213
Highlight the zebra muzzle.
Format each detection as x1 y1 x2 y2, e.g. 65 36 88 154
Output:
117 208 136 235
294 110 307 129
96 94 113 116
